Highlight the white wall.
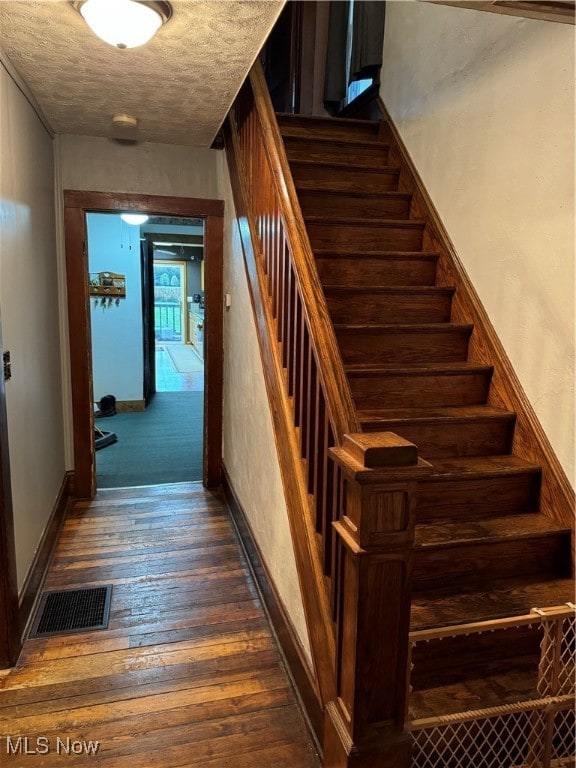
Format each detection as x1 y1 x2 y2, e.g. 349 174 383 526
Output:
381 2 575 481
57 135 220 465
217 155 312 665
0 65 66 589
87 213 143 403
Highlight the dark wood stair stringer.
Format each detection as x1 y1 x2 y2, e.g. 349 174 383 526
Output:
278 112 574 735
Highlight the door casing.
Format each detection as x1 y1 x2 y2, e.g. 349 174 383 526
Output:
63 191 224 498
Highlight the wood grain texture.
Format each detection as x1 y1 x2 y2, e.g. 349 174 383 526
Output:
283 135 390 167
18 472 74 643
315 252 438 287
63 190 223 496
0 483 320 768
222 467 323 745
298 189 412 220
324 286 454 325
335 323 472 365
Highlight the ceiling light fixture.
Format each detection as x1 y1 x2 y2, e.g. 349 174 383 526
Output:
121 213 149 225
72 0 172 49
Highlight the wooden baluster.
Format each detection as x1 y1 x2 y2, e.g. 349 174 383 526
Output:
307 364 319 494
286 265 296 392
319 415 331 574
273 214 281 322
325 433 432 768
293 299 302 427
330 463 343 622
300 327 311 461
277 234 286 345
282 246 292 368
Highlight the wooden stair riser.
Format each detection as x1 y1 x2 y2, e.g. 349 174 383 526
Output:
325 290 453 324
416 472 542 521
410 625 542 691
277 115 380 142
336 326 472 365
412 532 571 592
284 137 390 167
290 162 400 192
316 254 437 287
298 190 412 219
307 220 425 253
361 416 515 458
348 369 492 409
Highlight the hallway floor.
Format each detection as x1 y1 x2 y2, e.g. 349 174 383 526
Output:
156 343 204 393
0 483 320 767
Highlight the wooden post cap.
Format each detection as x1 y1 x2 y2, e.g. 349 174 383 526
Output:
342 432 418 468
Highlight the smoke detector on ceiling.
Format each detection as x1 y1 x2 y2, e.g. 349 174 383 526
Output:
112 113 138 130
111 113 138 141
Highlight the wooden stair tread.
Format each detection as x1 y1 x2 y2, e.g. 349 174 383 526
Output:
335 323 473 333
289 159 400 173
425 454 541 479
276 113 379 128
408 665 540 720
410 576 574 631
304 216 425 228
315 250 438 260
415 513 570 550
283 135 389 151
358 404 515 425
345 362 493 376
295 185 411 200
324 285 454 294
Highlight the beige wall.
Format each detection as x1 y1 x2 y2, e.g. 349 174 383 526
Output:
0 65 66 589
217 155 312 664
57 134 219 198
56 135 221 465
381 1 575 482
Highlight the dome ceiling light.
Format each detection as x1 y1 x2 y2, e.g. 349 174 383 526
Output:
72 0 172 49
121 213 149 225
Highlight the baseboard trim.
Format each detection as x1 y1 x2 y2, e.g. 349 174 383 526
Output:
221 466 323 746
18 471 74 641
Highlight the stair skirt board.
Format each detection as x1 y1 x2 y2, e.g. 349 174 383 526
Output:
29 586 112 638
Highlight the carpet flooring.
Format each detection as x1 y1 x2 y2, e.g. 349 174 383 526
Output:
95 391 203 488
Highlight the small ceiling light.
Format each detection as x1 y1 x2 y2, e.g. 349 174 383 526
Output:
121 213 149 225
72 0 172 49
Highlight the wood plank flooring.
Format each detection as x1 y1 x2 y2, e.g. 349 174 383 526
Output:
0 483 320 767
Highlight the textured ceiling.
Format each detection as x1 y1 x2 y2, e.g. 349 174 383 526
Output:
0 0 284 146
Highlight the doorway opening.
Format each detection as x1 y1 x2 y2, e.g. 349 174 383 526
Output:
86 211 208 489
64 191 223 499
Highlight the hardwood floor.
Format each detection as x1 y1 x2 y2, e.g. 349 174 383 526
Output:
0 483 320 767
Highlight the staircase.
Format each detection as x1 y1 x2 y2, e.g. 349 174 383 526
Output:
277 113 574 731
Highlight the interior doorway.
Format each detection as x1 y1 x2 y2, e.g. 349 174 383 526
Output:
63 191 223 498
86 211 209 489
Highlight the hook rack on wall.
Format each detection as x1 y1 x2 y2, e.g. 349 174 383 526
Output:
89 271 126 298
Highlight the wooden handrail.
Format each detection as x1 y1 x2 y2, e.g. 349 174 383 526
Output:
248 63 360 443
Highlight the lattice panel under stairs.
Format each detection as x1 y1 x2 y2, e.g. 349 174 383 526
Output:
408 605 576 768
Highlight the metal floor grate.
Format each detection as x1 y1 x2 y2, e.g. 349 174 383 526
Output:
30 586 112 638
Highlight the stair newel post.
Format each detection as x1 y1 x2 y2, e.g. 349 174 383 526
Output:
324 433 432 768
